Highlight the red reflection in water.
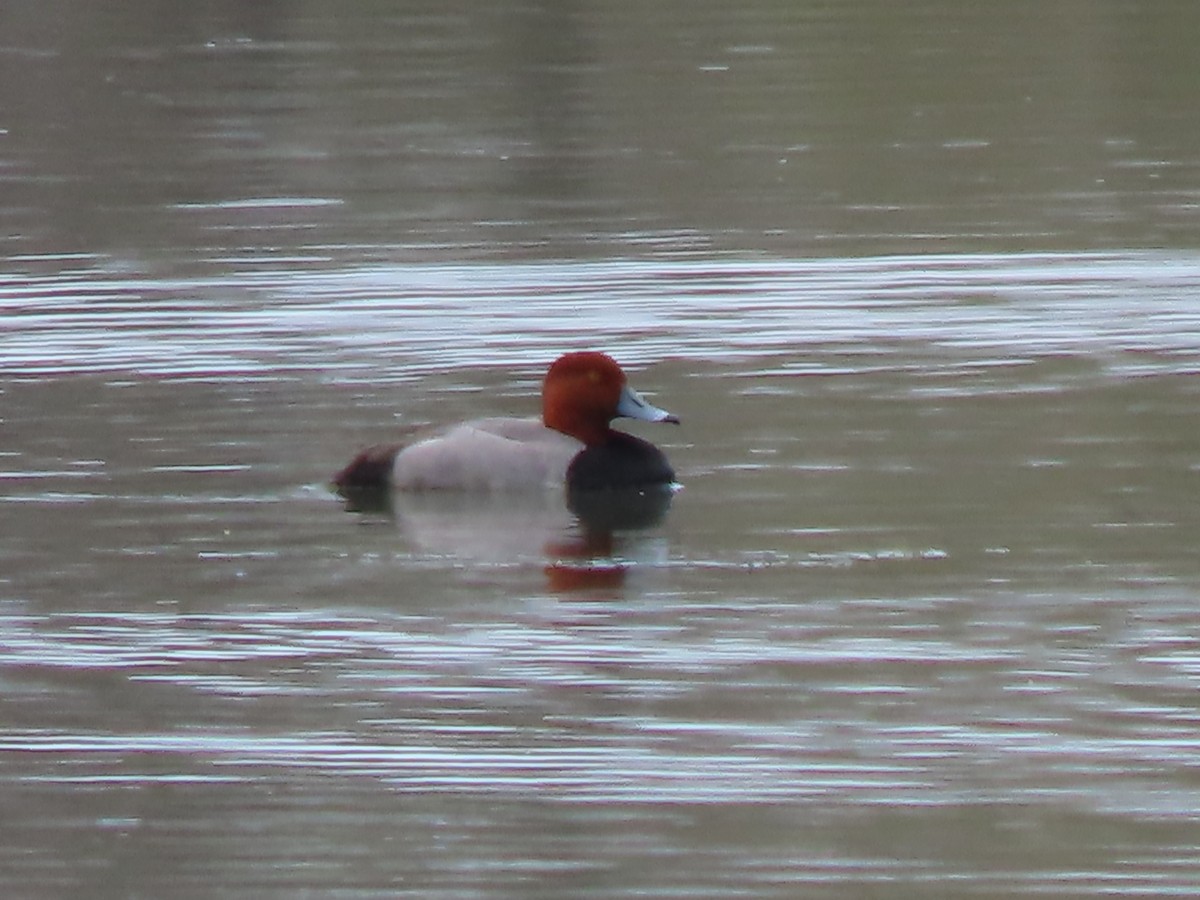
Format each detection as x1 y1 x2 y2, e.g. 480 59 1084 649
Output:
544 530 627 593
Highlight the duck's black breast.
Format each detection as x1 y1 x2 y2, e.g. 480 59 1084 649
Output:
565 430 675 492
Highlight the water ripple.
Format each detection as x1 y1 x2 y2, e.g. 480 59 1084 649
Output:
3 606 1199 816
3 251 1198 382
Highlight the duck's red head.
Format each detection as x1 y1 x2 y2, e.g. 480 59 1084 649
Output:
542 351 678 446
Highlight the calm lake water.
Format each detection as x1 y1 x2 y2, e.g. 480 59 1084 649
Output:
4 2 1200 897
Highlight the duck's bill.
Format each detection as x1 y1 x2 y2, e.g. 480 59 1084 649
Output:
616 384 680 424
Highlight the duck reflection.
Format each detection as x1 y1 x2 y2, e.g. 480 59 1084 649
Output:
546 485 674 591
338 484 674 592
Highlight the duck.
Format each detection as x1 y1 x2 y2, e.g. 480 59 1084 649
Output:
333 351 679 495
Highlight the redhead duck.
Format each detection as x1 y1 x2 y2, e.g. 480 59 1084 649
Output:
334 351 679 494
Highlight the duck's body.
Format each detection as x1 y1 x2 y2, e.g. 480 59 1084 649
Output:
334 352 678 495
390 417 582 491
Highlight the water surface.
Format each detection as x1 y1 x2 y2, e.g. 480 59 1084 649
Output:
3 2 1200 897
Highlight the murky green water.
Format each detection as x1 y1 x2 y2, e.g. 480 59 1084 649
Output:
3 2 1200 897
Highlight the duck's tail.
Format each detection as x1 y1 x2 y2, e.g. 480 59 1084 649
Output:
332 443 403 492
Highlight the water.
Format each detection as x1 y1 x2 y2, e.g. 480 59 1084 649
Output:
4 2 1200 897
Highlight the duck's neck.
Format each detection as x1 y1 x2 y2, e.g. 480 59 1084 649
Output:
545 410 611 447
